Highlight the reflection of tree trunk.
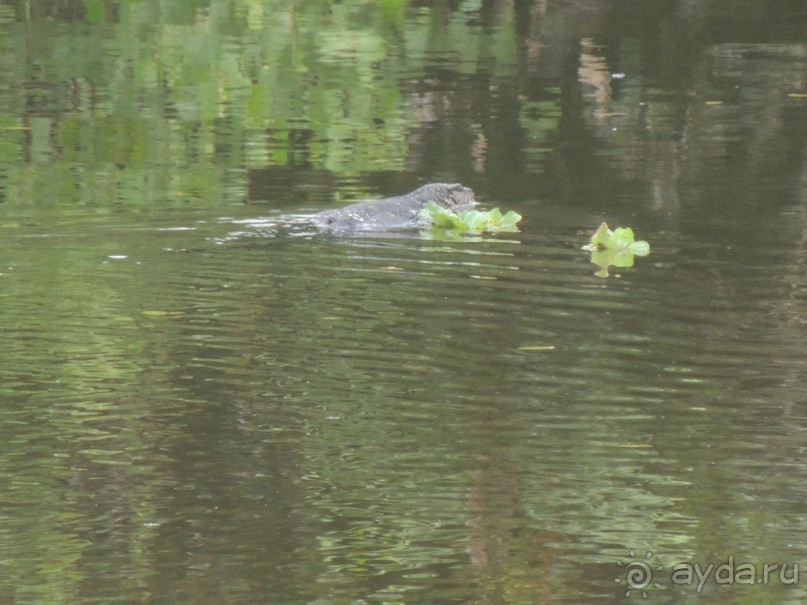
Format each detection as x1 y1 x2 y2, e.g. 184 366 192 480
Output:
470 124 488 174
578 38 613 126
463 449 571 602
465 457 520 570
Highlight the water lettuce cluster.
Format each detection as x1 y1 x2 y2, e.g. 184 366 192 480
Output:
419 206 651 278
420 201 522 235
582 222 651 277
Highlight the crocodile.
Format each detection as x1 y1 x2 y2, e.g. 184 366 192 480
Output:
312 183 477 232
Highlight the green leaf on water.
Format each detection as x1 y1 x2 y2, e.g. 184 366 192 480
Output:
496 210 523 229
628 240 650 256
583 222 611 252
422 202 466 230
610 227 636 249
583 222 651 277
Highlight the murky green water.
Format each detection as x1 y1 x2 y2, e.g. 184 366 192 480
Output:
1 1 806 603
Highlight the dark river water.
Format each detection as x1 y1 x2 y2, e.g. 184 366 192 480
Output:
1 1 806 604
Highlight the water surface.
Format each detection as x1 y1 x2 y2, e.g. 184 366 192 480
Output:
1 1 806 604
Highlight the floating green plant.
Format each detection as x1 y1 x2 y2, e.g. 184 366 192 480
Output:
421 201 522 235
582 222 651 277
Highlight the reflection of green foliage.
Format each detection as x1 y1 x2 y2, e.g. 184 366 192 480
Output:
0 0 537 208
519 96 561 163
420 200 522 235
583 223 650 277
